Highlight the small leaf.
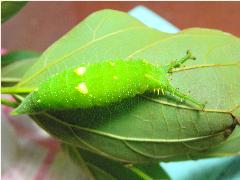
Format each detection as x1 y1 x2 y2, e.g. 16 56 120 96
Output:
2 57 39 86
1 1 27 23
1 50 40 67
62 143 169 180
62 144 96 180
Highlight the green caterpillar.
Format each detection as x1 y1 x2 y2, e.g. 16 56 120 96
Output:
12 51 204 115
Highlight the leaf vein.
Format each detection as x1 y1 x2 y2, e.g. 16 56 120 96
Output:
43 112 229 143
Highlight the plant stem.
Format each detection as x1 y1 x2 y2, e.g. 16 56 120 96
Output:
1 87 35 94
1 98 18 108
1 77 21 83
129 166 152 180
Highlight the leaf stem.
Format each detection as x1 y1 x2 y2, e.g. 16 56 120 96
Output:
1 77 21 83
1 87 35 94
1 98 18 108
128 166 152 180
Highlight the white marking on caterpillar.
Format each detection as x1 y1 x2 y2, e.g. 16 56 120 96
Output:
113 75 118 80
76 82 88 94
75 67 86 76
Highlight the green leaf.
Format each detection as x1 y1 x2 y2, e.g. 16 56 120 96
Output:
62 144 96 180
1 57 39 86
62 143 169 180
1 1 27 23
47 150 91 180
1 50 40 67
14 10 240 162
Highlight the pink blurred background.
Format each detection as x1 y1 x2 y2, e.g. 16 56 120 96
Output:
2 1 240 52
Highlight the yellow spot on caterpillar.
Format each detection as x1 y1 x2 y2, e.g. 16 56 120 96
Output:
76 82 88 94
75 67 86 75
113 75 118 80
109 62 115 66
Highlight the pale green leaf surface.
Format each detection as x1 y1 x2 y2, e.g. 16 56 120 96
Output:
14 10 240 163
1 58 38 86
2 58 37 79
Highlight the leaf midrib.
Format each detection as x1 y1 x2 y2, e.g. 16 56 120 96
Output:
43 112 232 143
